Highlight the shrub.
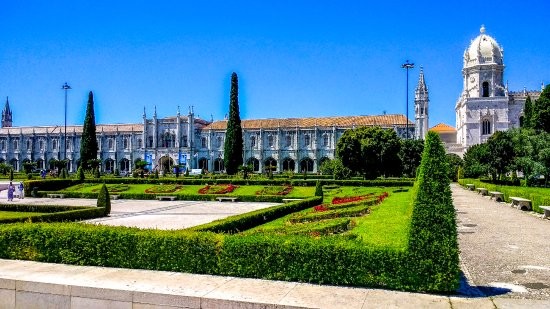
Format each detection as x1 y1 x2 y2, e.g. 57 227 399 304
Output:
77 167 85 181
314 181 323 198
406 131 460 292
97 183 111 216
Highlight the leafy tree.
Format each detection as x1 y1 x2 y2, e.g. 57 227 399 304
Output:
238 164 252 179
320 158 353 180
522 95 534 129
336 126 401 179
446 153 463 182
22 161 37 174
0 163 11 175
486 130 515 181
80 91 98 170
223 72 244 175
462 143 490 178
400 139 424 178
97 183 111 216
533 85 550 133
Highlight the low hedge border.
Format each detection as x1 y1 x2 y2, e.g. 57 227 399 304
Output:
247 218 352 236
458 178 549 213
289 205 370 223
0 205 105 224
26 178 414 193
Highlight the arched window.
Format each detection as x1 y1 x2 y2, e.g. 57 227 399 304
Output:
26 139 32 150
123 137 129 149
282 158 295 171
300 158 314 172
323 134 329 147
137 138 142 149
201 137 207 148
304 135 310 147
13 140 18 151
198 157 208 170
268 135 274 147
148 136 154 148
217 136 223 148
482 81 489 97
246 157 260 172
0 140 5 151
52 139 57 150
108 138 114 150
482 119 491 135
286 135 292 147
39 140 44 151
250 136 256 148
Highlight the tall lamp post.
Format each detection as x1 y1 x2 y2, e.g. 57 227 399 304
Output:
61 82 71 161
401 61 414 139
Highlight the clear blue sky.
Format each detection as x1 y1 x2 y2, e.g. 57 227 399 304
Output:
1 1 549 128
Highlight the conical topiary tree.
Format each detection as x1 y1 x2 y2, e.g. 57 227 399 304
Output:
80 91 98 170
77 166 85 181
223 72 244 175
314 180 323 198
97 183 111 216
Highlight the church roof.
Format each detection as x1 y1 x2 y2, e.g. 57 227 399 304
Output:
0 123 144 135
429 123 456 133
205 114 412 130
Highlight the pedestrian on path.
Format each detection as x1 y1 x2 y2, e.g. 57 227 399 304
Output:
7 182 14 201
18 182 24 199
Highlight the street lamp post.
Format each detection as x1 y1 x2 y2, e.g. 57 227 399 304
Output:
61 82 71 160
401 61 414 139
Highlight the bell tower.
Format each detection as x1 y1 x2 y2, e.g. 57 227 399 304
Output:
414 67 429 140
2 97 13 128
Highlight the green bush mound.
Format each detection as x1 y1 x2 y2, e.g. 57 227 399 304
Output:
459 178 550 213
0 204 105 224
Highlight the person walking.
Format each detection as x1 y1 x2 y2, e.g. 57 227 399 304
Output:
18 182 24 199
7 182 14 201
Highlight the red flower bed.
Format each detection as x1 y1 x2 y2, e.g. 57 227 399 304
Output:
198 184 238 194
313 204 329 212
331 193 374 205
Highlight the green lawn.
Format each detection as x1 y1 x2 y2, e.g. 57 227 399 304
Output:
0 211 45 219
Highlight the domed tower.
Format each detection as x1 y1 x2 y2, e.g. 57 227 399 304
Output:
462 25 505 98
456 25 510 151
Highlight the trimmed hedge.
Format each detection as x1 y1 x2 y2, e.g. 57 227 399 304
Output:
248 218 351 236
405 131 460 292
0 204 105 224
190 197 323 233
289 205 370 223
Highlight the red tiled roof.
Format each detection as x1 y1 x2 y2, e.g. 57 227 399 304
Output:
429 123 456 133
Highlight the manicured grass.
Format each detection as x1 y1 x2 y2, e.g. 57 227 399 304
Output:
0 211 46 219
244 186 413 250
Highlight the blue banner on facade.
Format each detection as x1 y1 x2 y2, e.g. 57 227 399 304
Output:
145 153 153 170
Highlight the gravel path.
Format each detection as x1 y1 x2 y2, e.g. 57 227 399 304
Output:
453 183 550 300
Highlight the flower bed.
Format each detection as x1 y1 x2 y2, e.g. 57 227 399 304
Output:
198 184 238 195
331 193 374 205
92 184 130 193
255 185 293 196
144 184 183 194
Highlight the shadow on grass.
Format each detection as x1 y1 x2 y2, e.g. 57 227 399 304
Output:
456 271 511 297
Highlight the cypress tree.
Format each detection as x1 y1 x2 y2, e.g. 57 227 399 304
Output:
80 91 98 170
223 72 244 175
97 183 111 216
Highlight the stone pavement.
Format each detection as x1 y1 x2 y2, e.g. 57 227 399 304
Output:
453 183 550 301
0 183 549 307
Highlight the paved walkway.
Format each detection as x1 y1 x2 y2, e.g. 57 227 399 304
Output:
453 183 550 301
0 183 549 307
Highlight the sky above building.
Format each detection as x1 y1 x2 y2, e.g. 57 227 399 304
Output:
1 1 549 128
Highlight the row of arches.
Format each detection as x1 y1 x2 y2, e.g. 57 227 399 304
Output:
196 157 330 173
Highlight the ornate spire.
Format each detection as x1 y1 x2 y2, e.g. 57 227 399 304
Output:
2 96 13 128
415 66 427 93
480 24 486 34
